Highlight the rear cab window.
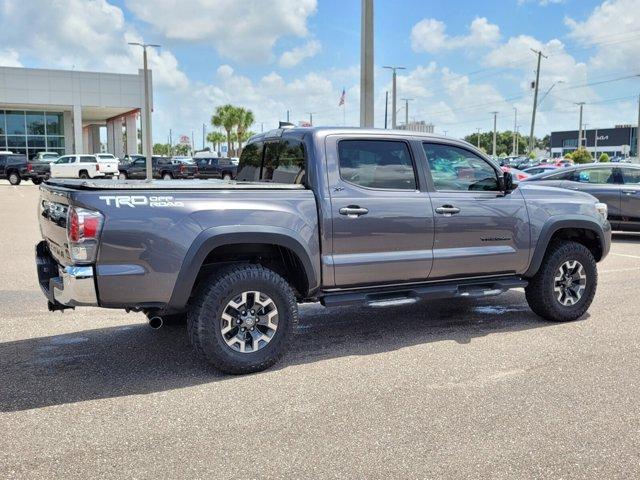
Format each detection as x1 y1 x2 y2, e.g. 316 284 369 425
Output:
237 135 306 184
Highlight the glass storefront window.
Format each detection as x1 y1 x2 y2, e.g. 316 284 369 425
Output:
7 135 26 149
0 112 5 135
0 135 6 150
5 111 26 135
27 136 46 149
27 112 46 135
46 137 65 149
46 113 63 136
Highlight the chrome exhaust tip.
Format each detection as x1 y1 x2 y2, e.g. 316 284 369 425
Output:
148 316 163 329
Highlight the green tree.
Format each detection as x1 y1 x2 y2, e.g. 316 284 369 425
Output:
153 143 170 155
464 130 530 157
598 153 610 162
235 107 255 155
206 131 226 153
571 148 593 164
212 104 239 156
174 143 190 156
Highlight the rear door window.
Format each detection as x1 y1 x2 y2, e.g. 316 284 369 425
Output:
575 168 617 184
81 155 96 163
621 168 640 185
338 139 416 190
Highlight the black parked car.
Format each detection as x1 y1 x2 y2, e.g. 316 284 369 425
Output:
194 156 237 180
523 163 640 231
0 153 31 185
118 156 198 180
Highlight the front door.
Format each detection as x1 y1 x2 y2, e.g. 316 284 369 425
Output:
620 167 640 231
327 136 434 287
130 158 146 179
561 166 622 224
422 142 530 279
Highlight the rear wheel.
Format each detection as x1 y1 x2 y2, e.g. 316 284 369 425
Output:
8 172 21 185
223 173 232 180
188 264 297 374
79 171 89 179
162 172 173 180
118 172 128 180
525 241 597 322
31 177 43 185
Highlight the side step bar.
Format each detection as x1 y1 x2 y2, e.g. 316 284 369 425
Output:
320 276 528 308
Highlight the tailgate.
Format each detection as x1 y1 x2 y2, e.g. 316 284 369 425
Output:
38 186 74 266
99 160 119 174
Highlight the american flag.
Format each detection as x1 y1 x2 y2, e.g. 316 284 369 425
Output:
338 88 346 106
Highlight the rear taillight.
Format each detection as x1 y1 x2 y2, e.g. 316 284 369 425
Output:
27 163 33 172
67 207 104 263
180 164 185 173
96 163 100 171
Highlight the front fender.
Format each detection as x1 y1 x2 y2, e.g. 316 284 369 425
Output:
524 216 611 278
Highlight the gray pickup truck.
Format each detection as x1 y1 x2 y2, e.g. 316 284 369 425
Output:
36 127 611 374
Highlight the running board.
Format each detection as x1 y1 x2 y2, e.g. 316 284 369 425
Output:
320 276 528 308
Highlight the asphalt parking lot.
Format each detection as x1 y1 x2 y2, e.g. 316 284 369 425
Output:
1 182 640 479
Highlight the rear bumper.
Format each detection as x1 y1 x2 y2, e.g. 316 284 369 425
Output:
36 241 98 309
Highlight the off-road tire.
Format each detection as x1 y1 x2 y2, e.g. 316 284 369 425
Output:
525 241 597 322
118 172 128 180
223 173 232 180
8 172 21 185
162 172 173 180
187 264 297 374
31 177 43 185
79 171 89 179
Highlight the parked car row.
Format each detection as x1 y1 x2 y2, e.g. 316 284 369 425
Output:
523 163 640 232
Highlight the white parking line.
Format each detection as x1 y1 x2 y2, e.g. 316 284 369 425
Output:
13 186 25 198
601 267 640 274
610 253 640 260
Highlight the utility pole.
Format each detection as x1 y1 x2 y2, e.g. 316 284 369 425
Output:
202 123 205 150
443 130 448 136
169 128 172 156
512 107 518 155
128 42 160 181
383 66 406 129
286 110 290 123
594 128 598 160
401 98 413 126
360 0 374 127
492 111 498 158
191 129 194 153
307 112 315 126
576 102 585 150
476 128 481 149
261 122 264 133
384 91 389 129
529 49 547 154
637 94 640 159
516 125 521 155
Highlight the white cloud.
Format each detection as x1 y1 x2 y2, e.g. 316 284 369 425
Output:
0 0 188 89
518 0 565 5
279 40 321 68
565 0 640 73
411 17 500 53
0 48 22 67
125 0 318 62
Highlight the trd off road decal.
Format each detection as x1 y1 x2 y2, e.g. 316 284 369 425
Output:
98 195 184 208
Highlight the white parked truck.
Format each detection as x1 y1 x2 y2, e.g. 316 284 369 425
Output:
50 154 118 179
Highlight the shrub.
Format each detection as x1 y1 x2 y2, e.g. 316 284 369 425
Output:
571 148 593 164
598 153 610 162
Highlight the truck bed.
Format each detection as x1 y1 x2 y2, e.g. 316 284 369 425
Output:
43 179 307 190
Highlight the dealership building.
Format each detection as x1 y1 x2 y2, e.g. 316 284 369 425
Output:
550 125 638 158
0 66 152 159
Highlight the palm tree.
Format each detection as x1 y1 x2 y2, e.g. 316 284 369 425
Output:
211 104 238 156
235 107 255 154
206 131 226 154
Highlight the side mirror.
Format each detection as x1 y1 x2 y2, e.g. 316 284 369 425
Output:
500 171 514 193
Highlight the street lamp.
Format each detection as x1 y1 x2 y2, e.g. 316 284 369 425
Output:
383 66 406 129
128 42 160 181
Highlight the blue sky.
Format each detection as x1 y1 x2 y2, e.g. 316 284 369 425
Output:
1 0 639 144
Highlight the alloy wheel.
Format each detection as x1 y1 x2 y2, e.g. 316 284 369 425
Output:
220 291 278 353
553 260 587 306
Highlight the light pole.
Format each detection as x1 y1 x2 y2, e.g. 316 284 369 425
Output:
513 107 517 155
307 112 315 126
383 66 406 129
202 123 206 150
476 128 481 149
576 102 585 151
360 0 374 127
529 49 547 153
491 111 499 158
401 98 414 126
128 42 160 181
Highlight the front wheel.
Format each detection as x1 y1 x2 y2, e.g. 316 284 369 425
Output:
162 172 173 180
222 173 232 181
188 264 297 374
8 172 21 185
79 172 89 179
525 241 597 322
31 177 43 185
118 172 128 180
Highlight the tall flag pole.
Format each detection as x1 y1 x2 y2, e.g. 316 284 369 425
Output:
338 88 346 126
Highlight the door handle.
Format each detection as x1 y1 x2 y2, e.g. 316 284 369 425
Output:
622 190 637 195
435 205 461 216
339 206 369 217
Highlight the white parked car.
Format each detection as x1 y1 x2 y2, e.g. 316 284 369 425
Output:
50 154 116 179
95 153 120 176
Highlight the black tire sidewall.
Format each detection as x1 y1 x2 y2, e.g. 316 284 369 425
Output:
8 173 20 185
189 266 296 373
527 242 597 321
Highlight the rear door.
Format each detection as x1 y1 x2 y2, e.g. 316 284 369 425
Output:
0 155 6 177
561 166 622 223
620 167 640 230
326 136 434 287
422 142 530 279
129 158 146 179
50 155 73 177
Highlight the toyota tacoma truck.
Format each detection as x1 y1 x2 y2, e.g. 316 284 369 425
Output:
35 127 611 374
